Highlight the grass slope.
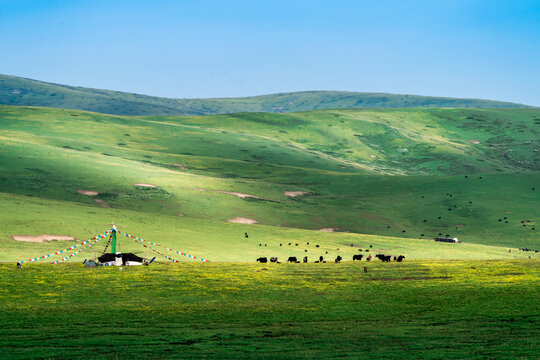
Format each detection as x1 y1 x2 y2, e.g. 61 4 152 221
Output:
0 74 533 116
1 192 532 263
0 260 538 359
0 106 538 255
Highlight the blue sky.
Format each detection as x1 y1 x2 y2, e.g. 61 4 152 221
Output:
1 0 539 105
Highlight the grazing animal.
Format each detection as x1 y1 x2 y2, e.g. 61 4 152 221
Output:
335 255 342 263
259 244 262 246
376 254 391 262
16 262 22 269
315 245 320 248
319 256 324 262
287 256 298 263
295 244 298 246
270 257 278 263
256 257 267 263
353 254 363 261
288 243 291 245
396 255 405 262
304 249 308 252
280 243 282 246
303 256 308 263
245 232 249 238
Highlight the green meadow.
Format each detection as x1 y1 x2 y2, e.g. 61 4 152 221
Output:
0 260 538 359
0 105 538 260
0 102 539 358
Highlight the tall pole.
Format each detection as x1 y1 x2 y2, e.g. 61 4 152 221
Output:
111 223 117 253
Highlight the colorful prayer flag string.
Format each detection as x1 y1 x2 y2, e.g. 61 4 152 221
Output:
20 230 111 264
118 231 210 262
51 239 102 264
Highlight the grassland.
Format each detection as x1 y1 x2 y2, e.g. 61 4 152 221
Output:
1 74 533 116
0 93 538 359
2 192 534 264
0 260 538 359
0 105 538 260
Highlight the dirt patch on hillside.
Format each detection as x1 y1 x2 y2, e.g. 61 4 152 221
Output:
94 199 110 208
456 224 465 227
134 183 157 188
216 191 269 200
173 163 187 170
469 140 480 144
318 227 337 232
177 213 184 217
284 191 308 197
13 235 75 243
77 190 98 196
227 217 258 224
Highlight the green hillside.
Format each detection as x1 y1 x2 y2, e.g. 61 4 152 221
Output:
0 74 533 116
0 105 538 262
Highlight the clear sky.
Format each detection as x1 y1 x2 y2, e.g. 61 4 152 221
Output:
1 0 539 105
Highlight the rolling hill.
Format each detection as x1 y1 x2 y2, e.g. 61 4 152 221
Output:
0 105 538 263
0 74 533 116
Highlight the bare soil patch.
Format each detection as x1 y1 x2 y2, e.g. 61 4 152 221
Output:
318 227 337 232
77 190 98 196
177 213 184 217
13 235 75 243
94 199 110 208
173 163 187 170
456 224 465 227
227 217 258 224
216 191 269 200
469 140 480 144
134 183 157 188
284 191 308 197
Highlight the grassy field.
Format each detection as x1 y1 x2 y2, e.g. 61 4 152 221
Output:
0 260 538 359
0 97 538 359
2 192 536 264
0 105 538 255
0 74 532 116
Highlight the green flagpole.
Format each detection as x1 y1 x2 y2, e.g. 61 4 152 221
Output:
111 224 117 253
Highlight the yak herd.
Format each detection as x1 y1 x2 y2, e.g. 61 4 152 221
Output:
256 253 404 264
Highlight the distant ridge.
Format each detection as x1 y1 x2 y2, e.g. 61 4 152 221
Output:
0 74 533 116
